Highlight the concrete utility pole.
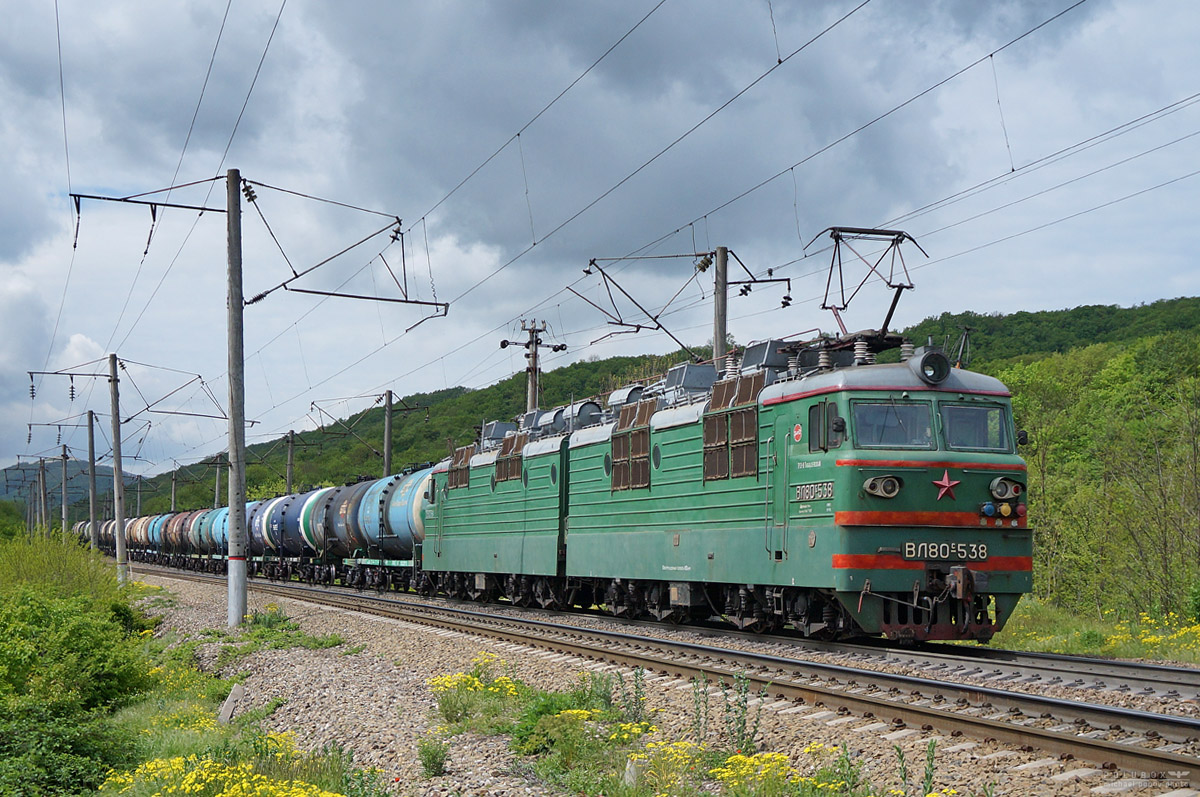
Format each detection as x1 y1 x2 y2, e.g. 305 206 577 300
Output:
383 392 393 477
38 460 48 533
525 322 544 413
87 410 98 549
226 167 248 629
136 475 142 517
61 445 68 539
110 353 128 585
714 245 728 372
286 431 295 493
525 321 544 412
171 471 177 512
213 458 221 509
500 321 563 415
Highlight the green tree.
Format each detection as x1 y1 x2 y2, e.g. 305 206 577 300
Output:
0 501 25 541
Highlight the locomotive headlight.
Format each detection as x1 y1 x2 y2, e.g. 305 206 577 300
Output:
908 347 951 385
864 475 901 498
989 477 1022 500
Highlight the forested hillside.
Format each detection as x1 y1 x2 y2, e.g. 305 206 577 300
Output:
998 330 1200 615
906 296 1200 368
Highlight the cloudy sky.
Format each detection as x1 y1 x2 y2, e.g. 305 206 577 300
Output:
3 0 1198 481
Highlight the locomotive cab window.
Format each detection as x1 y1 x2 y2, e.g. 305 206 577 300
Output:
851 400 934 449
807 401 844 453
941 403 1012 452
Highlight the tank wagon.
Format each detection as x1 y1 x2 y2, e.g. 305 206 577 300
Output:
108 467 434 585
96 330 1031 642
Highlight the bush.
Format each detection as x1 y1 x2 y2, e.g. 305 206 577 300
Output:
0 587 151 709
418 734 449 777
0 537 154 795
0 536 124 605
0 695 136 795
510 692 582 754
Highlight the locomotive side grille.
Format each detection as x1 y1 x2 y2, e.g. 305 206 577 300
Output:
630 428 651 489
704 447 730 480
734 371 765 406
616 404 639 431
729 407 757 443
611 431 631 491
730 440 757 478
711 379 737 410
448 444 474 489
703 412 730 481
634 398 657 427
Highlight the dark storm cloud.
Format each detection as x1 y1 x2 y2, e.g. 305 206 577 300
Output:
1 2 305 192
298 0 1062 279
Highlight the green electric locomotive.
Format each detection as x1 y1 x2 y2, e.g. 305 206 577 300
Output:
422 329 1030 642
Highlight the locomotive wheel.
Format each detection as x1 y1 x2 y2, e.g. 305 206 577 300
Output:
416 572 435 596
506 575 535 608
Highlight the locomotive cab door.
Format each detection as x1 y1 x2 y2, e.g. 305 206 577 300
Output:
770 401 840 558
770 415 798 531
768 414 802 558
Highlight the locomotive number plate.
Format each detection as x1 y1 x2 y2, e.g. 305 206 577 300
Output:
795 481 834 502
903 542 988 561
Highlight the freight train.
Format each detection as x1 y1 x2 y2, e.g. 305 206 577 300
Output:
85 329 1032 642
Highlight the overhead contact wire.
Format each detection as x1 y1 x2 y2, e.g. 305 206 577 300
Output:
449 0 874 305
38 0 77 441
112 0 286 351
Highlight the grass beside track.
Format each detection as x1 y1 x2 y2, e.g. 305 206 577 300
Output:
985 597 1200 664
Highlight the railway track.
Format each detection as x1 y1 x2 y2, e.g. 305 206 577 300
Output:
141 565 1200 785
668 629 1200 704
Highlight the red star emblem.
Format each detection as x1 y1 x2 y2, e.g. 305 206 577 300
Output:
932 469 960 501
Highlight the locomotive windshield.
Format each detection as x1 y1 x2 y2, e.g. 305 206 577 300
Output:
850 400 934 449
941 403 1012 452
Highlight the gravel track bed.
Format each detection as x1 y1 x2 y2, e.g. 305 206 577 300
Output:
137 572 1192 796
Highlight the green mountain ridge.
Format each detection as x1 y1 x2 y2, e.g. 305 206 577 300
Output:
0 460 121 505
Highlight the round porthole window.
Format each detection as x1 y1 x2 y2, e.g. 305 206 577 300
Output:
652 444 662 470
550 464 558 485
603 453 613 476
